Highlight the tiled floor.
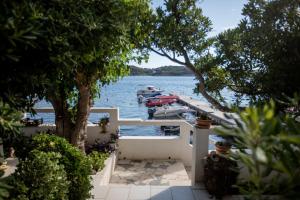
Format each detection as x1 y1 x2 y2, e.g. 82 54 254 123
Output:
110 160 190 186
91 185 213 200
91 159 245 200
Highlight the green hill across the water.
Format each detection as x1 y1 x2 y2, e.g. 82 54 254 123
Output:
129 65 193 76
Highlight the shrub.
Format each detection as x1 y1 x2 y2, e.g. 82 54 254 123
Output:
216 101 300 199
14 133 92 200
11 150 69 200
88 151 109 172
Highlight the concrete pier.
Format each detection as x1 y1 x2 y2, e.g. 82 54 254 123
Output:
176 95 236 125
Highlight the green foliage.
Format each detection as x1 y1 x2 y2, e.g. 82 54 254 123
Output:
0 170 12 200
11 150 69 200
0 101 22 156
215 101 300 199
1 0 152 147
149 0 229 110
152 0 212 59
215 0 300 104
88 151 109 172
0 0 50 111
16 134 92 200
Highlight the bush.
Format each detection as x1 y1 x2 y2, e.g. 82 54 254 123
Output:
216 101 300 199
88 151 109 172
11 150 69 200
14 133 92 200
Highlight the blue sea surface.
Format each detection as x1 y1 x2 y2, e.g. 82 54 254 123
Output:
34 76 235 140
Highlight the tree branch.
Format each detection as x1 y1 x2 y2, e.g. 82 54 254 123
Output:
150 47 186 65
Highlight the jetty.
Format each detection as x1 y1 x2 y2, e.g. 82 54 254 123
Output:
175 94 236 125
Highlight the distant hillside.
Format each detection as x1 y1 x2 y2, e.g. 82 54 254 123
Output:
129 65 193 76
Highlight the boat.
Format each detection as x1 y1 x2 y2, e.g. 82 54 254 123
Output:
149 105 195 118
155 95 179 100
136 86 163 97
138 95 179 104
145 98 177 107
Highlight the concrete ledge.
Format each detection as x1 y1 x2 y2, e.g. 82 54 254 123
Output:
91 151 117 186
119 136 179 140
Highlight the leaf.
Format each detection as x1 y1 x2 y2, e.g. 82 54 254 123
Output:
255 147 267 163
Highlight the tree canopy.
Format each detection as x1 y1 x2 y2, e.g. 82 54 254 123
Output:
148 0 229 111
214 0 300 105
0 0 152 149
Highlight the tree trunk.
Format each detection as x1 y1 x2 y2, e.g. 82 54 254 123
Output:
70 73 92 152
48 97 73 141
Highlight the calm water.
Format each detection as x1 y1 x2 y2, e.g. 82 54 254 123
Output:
35 76 234 138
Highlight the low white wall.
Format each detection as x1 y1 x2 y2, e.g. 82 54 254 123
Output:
91 152 117 186
22 125 113 144
117 120 194 166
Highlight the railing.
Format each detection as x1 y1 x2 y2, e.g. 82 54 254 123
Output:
23 107 223 185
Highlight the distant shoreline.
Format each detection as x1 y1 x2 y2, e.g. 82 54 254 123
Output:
129 65 194 76
128 74 194 77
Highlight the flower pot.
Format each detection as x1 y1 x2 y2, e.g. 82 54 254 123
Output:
196 119 212 129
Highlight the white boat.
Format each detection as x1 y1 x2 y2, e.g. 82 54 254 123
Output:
151 105 195 118
137 86 163 97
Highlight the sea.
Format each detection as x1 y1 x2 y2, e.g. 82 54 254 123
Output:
34 76 235 144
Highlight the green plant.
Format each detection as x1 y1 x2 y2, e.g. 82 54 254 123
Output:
215 101 300 199
11 150 69 200
0 102 22 156
88 151 109 172
15 134 92 200
204 152 238 199
197 112 212 120
98 117 109 133
0 170 12 200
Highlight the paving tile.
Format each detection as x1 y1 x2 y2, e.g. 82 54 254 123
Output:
128 186 151 200
111 160 191 186
106 187 130 200
91 186 109 199
150 186 172 200
170 186 195 200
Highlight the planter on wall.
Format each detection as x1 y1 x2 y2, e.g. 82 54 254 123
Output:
196 118 212 129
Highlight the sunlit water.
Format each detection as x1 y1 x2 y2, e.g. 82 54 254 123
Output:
34 76 234 147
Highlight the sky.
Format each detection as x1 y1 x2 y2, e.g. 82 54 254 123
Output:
130 0 248 68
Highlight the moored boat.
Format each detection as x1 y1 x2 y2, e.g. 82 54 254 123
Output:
149 105 195 118
136 86 163 97
145 98 177 107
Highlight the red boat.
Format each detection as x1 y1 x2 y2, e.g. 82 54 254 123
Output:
145 98 177 107
156 95 179 100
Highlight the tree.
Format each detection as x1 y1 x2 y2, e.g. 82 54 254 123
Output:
215 0 300 105
0 0 151 150
148 0 229 111
0 0 50 111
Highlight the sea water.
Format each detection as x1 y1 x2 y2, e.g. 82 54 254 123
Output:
34 76 235 140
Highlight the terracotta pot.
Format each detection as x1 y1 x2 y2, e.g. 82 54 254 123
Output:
196 119 212 129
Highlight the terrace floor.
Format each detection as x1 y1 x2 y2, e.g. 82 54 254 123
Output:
91 159 244 200
110 159 190 186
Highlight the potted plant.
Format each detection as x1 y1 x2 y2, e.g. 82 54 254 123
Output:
98 117 109 133
196 112 212 129
215 140 232 155
204 151 239 199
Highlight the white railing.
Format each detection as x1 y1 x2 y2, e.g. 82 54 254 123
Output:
23 107 220 185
